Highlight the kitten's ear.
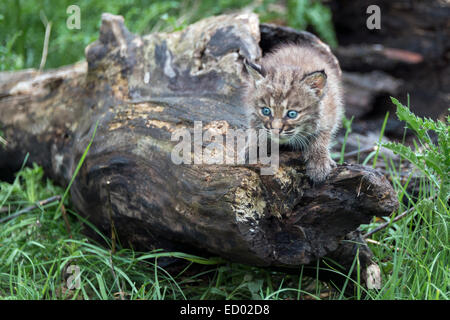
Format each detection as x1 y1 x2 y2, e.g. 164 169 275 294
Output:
302 70 327 98
243 58 265 87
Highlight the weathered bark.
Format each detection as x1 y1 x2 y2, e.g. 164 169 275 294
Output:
0 13 398 287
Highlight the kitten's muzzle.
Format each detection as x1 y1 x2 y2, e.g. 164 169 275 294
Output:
269 119 284 134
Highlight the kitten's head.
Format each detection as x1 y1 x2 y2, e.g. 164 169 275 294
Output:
243 59 327 145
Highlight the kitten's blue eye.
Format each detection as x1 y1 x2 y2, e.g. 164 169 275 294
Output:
287 110 298 119
261 107 271 116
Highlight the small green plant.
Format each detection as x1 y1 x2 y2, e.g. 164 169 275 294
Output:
286 0 337 48
384 97 449 209
0 32 24 71
358 97 449 300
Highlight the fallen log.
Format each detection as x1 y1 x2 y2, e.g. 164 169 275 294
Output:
0 13 398 289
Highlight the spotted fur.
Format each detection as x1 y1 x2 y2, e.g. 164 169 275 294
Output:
242 44 344 182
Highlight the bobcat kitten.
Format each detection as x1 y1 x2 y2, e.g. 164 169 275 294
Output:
243 44 343 183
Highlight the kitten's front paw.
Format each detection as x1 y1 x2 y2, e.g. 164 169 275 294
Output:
306 157 336 184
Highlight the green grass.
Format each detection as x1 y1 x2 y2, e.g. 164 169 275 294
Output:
358 99 449 299
0 0 336 71
0 164 333 300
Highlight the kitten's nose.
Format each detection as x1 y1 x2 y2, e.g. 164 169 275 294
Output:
271 119 283 133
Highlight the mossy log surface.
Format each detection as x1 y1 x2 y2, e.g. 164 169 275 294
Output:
0 14 398 284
